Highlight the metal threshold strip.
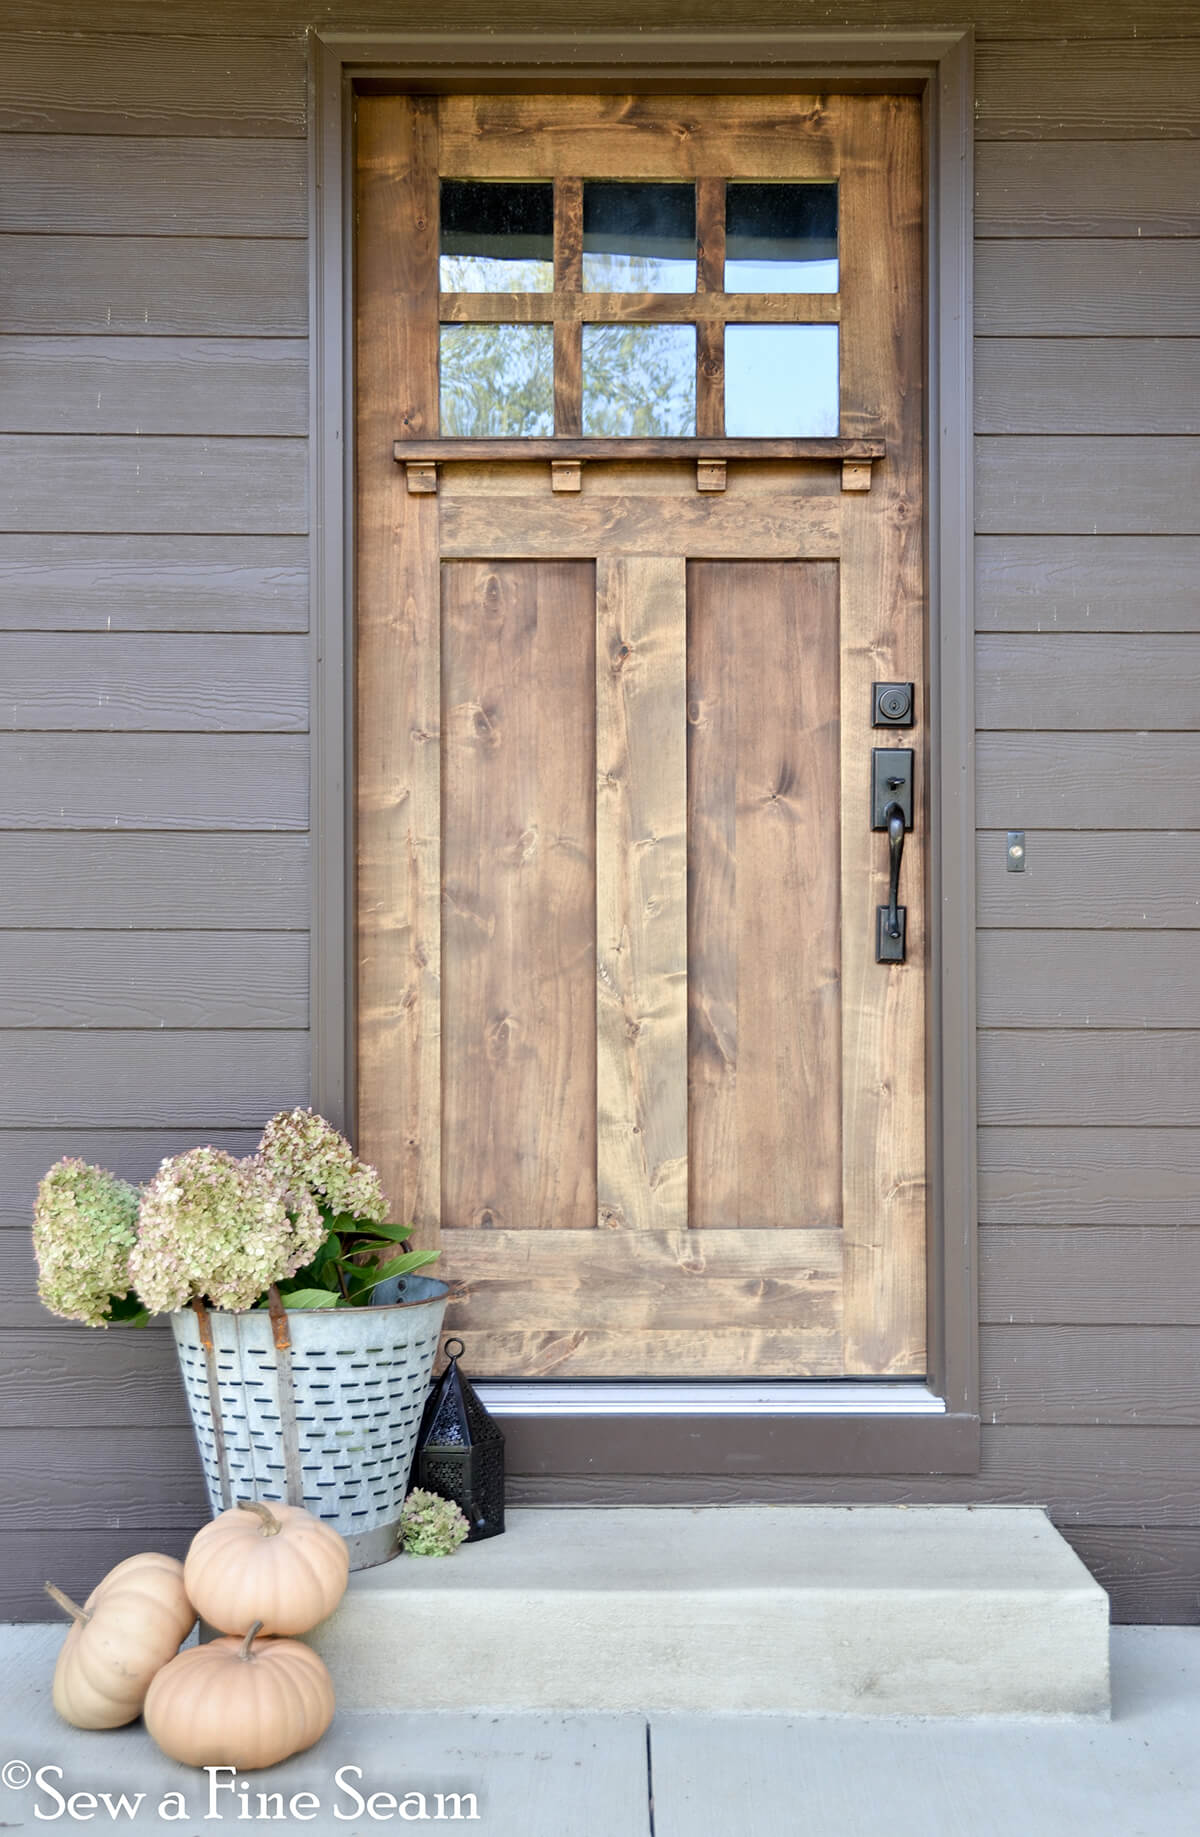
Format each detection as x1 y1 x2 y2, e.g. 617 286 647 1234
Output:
474 1382 946 1417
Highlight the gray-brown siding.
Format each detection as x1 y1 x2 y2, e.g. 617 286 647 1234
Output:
2 3 1198 1625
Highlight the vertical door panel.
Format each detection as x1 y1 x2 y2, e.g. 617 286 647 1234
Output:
441 560 598 1234
688 560 842 1232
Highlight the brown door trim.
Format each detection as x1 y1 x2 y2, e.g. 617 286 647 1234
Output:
308 29 978 1475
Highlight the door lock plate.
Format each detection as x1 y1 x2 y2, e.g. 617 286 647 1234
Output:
873 681 915 727
871 748 914 830
876 905 907 963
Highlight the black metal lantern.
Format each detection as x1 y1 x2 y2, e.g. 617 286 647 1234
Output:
413 1337 505 1541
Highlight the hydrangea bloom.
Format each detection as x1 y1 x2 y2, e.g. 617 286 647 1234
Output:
33 1158 140 1328
258 1108 387 1224
398 1489 469 1557
130 1147 326 1315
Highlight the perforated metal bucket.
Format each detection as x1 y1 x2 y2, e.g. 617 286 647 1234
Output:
171 1276 448 1569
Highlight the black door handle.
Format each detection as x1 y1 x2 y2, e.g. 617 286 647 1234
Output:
872 748 914 964
884 803 906 940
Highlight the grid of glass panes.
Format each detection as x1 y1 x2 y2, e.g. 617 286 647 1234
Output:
438 177 839 440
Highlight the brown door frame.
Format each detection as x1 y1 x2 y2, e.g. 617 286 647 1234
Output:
308 29 980 1475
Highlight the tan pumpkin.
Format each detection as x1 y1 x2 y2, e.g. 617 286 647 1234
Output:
184 1499 349 1636
46 1553 196 1730
144 1622 335 1771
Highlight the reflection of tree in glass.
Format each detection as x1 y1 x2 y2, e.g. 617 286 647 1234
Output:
439 254 554 293
439 325 554 438
583 324 695 436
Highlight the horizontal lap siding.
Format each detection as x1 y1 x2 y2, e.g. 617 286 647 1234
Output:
0 26 312 1621
971 25 1200 1626
3 6 1199 1625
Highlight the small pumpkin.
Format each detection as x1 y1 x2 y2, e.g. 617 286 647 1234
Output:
144 1621 335 1771
46 1552 196 1730
184 1499 349 1636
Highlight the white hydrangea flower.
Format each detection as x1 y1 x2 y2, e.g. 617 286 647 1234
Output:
258 1108 388 1225
33 1159 140 1328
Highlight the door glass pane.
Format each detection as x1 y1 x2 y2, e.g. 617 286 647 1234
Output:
439 325 554 435
582 324 696 435
582 182 697 292
724 325 839 437
440 180 554 293
725 183 838 294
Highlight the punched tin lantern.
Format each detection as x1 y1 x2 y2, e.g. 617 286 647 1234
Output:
413 1337 505 1541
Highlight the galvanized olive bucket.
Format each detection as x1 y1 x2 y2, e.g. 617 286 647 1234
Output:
171 1276 448 1569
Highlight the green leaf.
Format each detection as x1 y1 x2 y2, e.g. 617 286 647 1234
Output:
350 1249 441 1292
276 1288 340 1310
107 1293 151 1328
352 1221 417 1246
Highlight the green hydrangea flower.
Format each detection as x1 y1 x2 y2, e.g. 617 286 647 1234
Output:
33 1159 140 1328
130 1146 326 1315
399 1489 470 1556
258 1108 388 1225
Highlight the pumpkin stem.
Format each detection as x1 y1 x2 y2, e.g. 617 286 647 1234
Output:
236 1500 282 1537
44 1582 90 1625
239 1621 265 1661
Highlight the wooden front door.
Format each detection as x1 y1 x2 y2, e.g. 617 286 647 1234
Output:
355 91 925 1378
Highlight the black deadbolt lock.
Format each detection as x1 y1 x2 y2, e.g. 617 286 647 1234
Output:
872 682 915 727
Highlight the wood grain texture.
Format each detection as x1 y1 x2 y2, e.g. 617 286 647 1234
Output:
982 1326 1200 1426
0 1030 307 1128
688 561 842 1235
441 560 597 1236
0 1531 193 1620
977 634 1200 730
355 94 442 1248
976 537 1200 634
0 32 305 136
977 832 1200 929
0 534 308 634
981 1227 1200 1325
440 1228 840 1327
979 1126 1200 1226
553 177 582 435
0 834 310 929
595 558 687 1234
979 1032 1200 1128
436 1326 844 1378
1 1429 205 1527
978 734 1200 829
837 96 925 1374
0 234 308 336
2 634 307 732
0 1127 262 1229
0 1330 189 1428
0 436 307 537
0 0 1197 34
439 291 840 323
976 439 1200 537
1061 1529 1200 1625
506 1427 1200 1524
0 932 307 1029
439 493 842 559
976 241 1200 336
975 340 1200 436
0 135 306 235
0 734 307 831
439 92 841 179
979 932 1200 1028
976 40 1200 141
976 141 1200 238
0 337 308 437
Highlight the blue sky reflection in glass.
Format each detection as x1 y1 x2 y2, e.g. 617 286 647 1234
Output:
440 180 554 293
725 325 839 438
725 183 838 294
583 183 697 292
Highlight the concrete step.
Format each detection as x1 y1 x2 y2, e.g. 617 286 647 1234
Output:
307 1504 1110 1717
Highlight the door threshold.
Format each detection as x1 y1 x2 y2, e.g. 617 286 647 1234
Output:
475 1381 945 1417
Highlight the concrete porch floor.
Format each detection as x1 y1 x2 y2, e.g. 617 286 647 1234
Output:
1 1626 1199 1834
